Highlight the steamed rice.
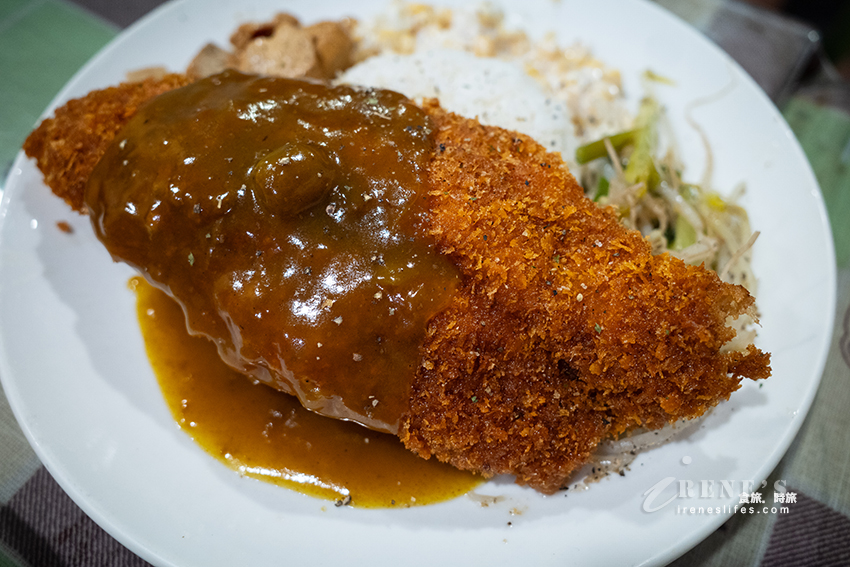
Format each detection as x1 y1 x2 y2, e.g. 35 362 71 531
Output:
340 49 572 155
343 0 632 171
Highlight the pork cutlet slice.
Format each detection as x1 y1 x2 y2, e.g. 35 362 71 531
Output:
404 103 769 491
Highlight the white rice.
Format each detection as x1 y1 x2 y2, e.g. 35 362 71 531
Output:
340 0 633 171
338 49 572 155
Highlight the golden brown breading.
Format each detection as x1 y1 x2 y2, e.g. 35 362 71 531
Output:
24 80 770 495
22 74 191 213
400 103 769 492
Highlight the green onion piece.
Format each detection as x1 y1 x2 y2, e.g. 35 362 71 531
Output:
574 129 639 165
594 176 610 201
623 97 661 191
643 69 676 85
679 183 700 202
671 214 697 251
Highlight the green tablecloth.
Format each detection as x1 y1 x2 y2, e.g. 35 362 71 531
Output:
1 1 849 565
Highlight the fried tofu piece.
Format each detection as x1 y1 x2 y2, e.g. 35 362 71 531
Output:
234 20 324 79
186 44 236 81
229 13 301 50
187 13 354 80
23 78 769 495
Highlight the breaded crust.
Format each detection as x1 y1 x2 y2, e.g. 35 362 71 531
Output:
400 103 769 492
24 80 770 494
23 74 191 213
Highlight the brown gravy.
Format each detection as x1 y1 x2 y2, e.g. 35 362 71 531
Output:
88 71 459 434
133 276 482 508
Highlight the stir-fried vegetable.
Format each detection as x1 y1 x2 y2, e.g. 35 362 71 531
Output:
575 95 759 293
622 98 661 193
671 214 697 251
575 129 638 165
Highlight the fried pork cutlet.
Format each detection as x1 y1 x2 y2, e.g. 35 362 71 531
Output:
23 74 192 213
405 102 769 490
24 74 770 494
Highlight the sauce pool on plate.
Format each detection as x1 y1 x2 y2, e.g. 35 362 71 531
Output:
131 277 482 507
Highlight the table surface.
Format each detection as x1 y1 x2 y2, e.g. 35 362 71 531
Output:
1 1 849 566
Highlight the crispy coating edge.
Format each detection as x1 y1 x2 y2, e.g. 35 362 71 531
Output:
400 103 770 493
22 74 192 213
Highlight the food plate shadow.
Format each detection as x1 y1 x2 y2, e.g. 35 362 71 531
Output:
19 172 174 428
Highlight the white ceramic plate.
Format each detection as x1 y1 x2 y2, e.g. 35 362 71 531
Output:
0 0 836 565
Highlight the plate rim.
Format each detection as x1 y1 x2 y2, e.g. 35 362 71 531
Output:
0 0 837 565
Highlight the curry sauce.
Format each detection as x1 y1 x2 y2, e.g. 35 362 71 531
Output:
133 277 481 507
87 71 459 434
